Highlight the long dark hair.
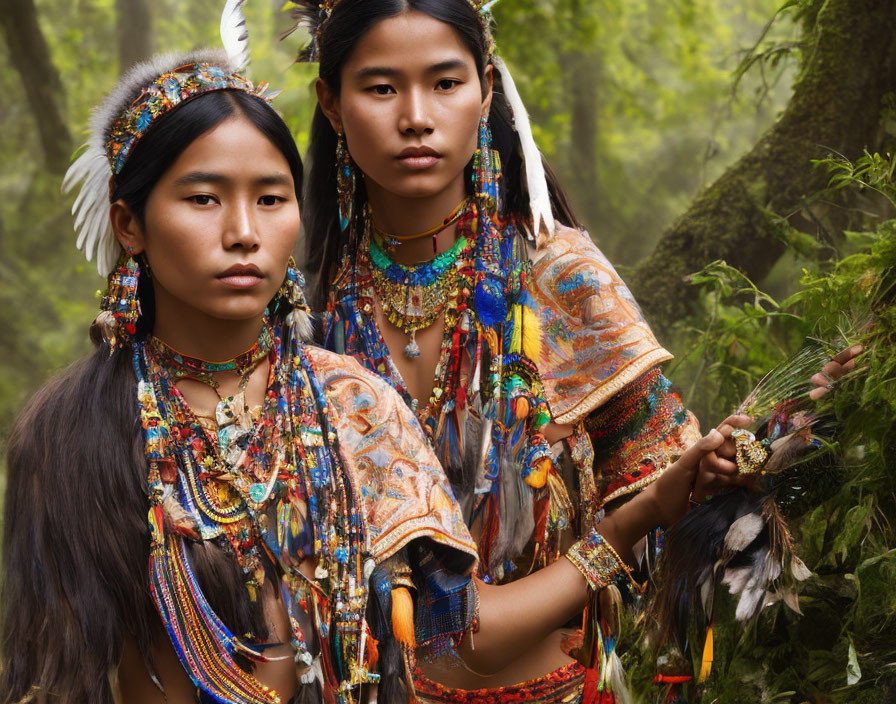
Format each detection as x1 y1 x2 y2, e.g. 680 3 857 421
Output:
0 88 303 704
300 0 580 308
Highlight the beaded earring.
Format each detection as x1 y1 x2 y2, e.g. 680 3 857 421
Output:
278 257 310 313
471 116 501 217
275 257 314 342
335 132 355 232
94 255 142 349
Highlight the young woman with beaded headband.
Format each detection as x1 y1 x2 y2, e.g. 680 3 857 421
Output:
0 10 489 702
289 0 860 701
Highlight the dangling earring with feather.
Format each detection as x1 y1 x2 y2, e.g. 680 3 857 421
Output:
93 255 142 349
273 257 314 342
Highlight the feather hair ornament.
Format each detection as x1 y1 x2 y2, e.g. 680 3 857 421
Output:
648 337 848 680
220 0 250 73
65 0 268 277
492 56 555 241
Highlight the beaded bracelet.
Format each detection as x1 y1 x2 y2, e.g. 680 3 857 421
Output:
565 529 635 591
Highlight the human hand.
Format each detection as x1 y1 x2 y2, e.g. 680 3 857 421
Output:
644 428 727 527
809 345 862 400
692 414 754 498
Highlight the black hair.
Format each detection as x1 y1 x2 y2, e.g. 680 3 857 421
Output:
0 88 299 703
300 0 580 308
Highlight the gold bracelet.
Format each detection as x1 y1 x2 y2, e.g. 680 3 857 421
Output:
565 530 634 591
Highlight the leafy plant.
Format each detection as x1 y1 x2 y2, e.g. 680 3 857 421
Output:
642 153 896 702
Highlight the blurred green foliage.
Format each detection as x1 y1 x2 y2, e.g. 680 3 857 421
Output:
3 0 895 701
0 0 788 439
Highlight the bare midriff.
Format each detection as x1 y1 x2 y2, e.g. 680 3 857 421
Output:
417 628 576 690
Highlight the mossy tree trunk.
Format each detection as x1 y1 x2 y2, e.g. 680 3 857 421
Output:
1 0 71 174
629 0 896 333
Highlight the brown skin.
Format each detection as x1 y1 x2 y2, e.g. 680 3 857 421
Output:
317 9 862 689
315 9 736 688
111 116 304 702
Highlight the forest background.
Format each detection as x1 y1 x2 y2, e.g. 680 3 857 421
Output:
2 0 895 701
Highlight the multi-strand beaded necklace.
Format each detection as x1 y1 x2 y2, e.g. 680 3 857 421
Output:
136 320 376 703
327 193 568 577
370 227 470 359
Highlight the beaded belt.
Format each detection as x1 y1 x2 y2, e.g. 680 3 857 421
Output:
414 662 585 703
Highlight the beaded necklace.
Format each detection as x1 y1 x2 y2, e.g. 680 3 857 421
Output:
137 320 376 703
328 198 565 578
146 320 274 388
372 196 469 250
369 228 471 359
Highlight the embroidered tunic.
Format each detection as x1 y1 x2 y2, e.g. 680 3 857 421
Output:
326 224 699 586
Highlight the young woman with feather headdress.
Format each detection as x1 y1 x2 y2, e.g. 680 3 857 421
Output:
287 1 860 702
0 8 490 703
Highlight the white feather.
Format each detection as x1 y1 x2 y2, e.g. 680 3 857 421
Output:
607 650 632 704
790 556 813 581
492 56 555 241
721 566 752 596
220 0 250 74
735 585 766 621
286 309 315 342
700 576 714 614
64 146 118 275
724 512 765 552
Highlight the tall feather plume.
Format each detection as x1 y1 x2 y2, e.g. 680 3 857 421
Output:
492 56 555 240
286 1 329 62
220 0 251 73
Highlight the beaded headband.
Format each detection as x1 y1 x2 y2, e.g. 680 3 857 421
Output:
64 0 276 275
106 63 271 176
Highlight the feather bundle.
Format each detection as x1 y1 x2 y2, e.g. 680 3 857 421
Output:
649 338 847 667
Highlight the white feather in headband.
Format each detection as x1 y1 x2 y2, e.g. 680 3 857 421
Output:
64 0 255 276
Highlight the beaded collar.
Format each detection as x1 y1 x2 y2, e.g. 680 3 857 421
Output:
146 320 274 387
137 321 375 702
370 225 471 359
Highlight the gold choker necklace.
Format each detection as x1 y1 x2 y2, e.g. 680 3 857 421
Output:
372 197 469 252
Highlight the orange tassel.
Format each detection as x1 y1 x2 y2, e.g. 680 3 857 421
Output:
391 586 416 649
364 622 379 669
698 622 714 683
525 457 552 489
